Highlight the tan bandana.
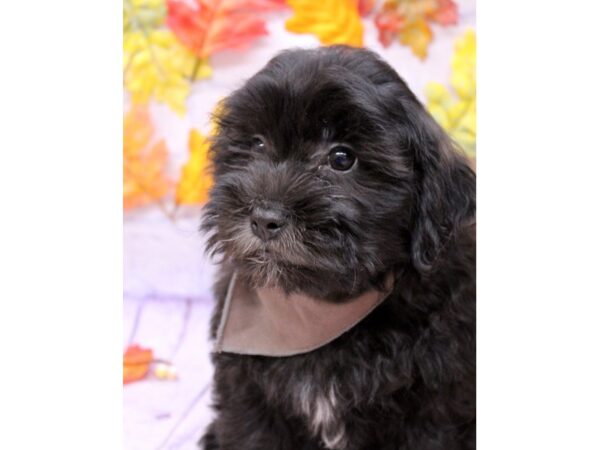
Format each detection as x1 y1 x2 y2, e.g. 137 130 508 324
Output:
214 271 394 357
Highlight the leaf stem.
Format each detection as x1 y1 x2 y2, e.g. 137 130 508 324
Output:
189 57 202 82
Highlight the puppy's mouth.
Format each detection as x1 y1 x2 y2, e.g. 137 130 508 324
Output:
217 217 307 266
229 234 313 287
245 237 311 268
206 205 355 288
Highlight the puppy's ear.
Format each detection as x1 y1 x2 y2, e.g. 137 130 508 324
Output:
407 106 475 273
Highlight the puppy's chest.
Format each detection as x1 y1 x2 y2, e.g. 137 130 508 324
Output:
292 379 348 450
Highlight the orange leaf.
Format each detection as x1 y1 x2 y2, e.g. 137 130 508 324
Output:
123 106 172 210
124 364 150 384
375 0 457 58
399 17 432 60
175 129 213 205
124 345 153 365
166 0 286 59
285 0 364 47
123 345 153 384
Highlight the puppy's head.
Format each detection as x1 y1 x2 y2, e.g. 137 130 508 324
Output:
203 46 474 298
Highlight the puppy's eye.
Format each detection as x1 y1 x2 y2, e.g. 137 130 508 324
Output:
250 136 265 150
328 145 356 171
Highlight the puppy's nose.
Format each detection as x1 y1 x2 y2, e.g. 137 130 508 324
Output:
250 206 287 241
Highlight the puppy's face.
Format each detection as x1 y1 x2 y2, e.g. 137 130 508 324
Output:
203 47 474 298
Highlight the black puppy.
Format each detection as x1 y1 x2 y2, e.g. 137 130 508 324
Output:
201 46 475 450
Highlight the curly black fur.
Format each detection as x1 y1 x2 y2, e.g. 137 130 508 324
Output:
200 46 475 450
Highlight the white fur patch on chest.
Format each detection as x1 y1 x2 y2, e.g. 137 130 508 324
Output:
296 382 347 449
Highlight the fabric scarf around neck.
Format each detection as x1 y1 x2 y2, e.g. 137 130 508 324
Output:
214 271 394 357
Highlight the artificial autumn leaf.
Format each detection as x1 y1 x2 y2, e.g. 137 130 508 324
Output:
399 17 432 59
123 0 211 113
124 0 166 33
425 29 476 158
123 344 153 384
375 0 458 59
175 129 213 205
357 0 376 16
166 0 286 74
124 30 202 114
285 0 364 47
428 0 458 25
123 106 172 209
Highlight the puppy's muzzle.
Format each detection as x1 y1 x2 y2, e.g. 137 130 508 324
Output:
250 204 288 241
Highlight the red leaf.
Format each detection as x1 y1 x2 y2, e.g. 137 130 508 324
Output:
357 0 376 16
428 0 458 25
166 0 286 59
374 9 406 47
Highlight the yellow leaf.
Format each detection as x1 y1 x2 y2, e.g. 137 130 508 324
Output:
398 17 432 60
286 0 364 47
451 29 476 98
124 30 205 114
175 129 213 205
425 29 476 158
123 0 202 113
123 0 165 33
123 106 172 209
453 29 476 69
425 82 452 106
